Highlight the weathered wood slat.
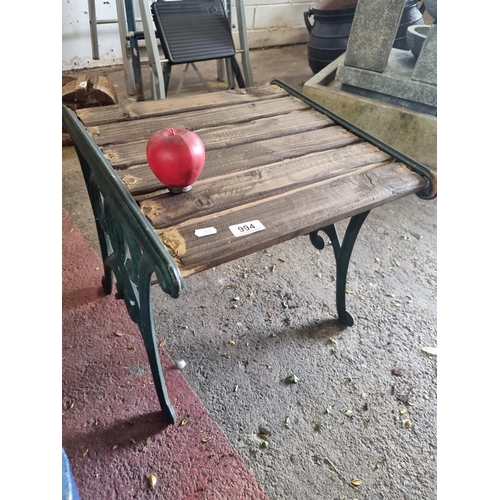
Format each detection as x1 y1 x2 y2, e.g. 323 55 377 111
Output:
102 110 335 169
87 97 310 146
158 163 427 276
140 143 392 229
119 127 362 196
76 86 289 126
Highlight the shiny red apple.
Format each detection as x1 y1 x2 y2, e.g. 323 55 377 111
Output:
146 128 205 193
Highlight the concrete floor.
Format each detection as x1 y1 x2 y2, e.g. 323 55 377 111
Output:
62 44 437 500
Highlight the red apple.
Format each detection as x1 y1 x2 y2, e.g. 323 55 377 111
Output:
146 128 205 192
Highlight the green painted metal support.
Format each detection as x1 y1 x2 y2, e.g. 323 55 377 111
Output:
309 211 370 326
63 106 183 424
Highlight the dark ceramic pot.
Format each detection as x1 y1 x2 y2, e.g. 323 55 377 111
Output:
304 3 357 74
393 0 424 50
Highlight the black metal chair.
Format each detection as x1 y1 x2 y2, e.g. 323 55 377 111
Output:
151 0 245 97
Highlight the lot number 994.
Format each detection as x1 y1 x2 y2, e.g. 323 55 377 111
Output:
229 220 265 237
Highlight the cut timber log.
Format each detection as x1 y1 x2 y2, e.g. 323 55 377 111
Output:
62 75 118 110
62 74 119 145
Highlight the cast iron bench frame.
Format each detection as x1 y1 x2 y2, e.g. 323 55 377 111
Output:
62 80 436 424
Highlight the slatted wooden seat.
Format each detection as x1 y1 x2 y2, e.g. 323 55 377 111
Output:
63 82 436 423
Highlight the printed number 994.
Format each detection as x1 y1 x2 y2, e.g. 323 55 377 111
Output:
229 220 265 237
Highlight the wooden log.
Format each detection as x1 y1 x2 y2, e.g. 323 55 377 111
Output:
62 75 118 109
92 76 118 105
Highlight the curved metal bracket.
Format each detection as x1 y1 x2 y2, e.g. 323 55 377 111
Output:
309 211 370 326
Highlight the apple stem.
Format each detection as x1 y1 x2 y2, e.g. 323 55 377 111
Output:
169 128 175 135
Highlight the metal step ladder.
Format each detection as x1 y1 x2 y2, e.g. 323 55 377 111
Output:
88 0 253 100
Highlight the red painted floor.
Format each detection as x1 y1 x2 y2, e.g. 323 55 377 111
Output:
62 208 269 500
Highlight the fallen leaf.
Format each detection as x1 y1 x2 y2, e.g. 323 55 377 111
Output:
201 437 211 443
148 473 157 488
82 449 89 457
158 338 166 347
113 331 123 337
181 416 189 426
112 445 118 451
288 372 299 383
229 340 236 345
351 478 362 486
145 436 152 446
129 438 136 444
422 346 437 356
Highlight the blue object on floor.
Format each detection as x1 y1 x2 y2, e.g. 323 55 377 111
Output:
62 448 80 500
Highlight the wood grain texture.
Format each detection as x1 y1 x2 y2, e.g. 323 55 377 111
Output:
102 110 335 170
140 143 393 229
87 97 310 146
158 162 427 276
76 86 289 126
116 126 362 196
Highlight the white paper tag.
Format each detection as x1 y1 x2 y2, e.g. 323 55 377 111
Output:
195 227 217 237
228 220 265 237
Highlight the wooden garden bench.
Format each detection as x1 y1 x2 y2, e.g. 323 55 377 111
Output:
62 81 437 423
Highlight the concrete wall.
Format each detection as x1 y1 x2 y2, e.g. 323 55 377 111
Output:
62 0 312 71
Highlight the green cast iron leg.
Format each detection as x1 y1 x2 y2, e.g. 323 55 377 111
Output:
137 264 177 424
309 211 371 326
